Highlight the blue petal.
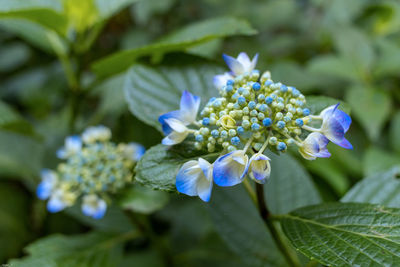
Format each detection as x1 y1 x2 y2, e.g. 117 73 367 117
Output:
47 197 66 213
223 54 244 75
336 137 353 149
333 108 352 133
180 90 200 123
324 117 345 143
36 182 52 200
91 201 107 219
213 74 230 89
197 177 212 202
158 110 181 135
213 152 247 187
56 148 66 159
176 161 199 196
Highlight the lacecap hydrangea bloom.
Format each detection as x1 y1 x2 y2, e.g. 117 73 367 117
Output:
37 125 145 219
158 52 352 202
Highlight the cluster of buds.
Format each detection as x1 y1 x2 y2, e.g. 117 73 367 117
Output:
159 52 352 202
36 126 145 219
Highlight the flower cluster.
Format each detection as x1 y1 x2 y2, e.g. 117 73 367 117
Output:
159 52 352 202
37 126 145 219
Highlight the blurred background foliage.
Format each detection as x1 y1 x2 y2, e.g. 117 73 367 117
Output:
0 0 399 266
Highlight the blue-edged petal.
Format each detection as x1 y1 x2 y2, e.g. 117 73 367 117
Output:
57 135 82 159
213 150 249 187
36 181 53 200
321 104 351 132
124 142 146 161
299 132 331 160
176 158 213 202
248 154 271 184
176 160 199 196
321 116 352 149
47 190 68 213
223 54 244 75
82 195 107 219
179 90 200 124
82 125 111 144
161 118 189 146
158 110 182 135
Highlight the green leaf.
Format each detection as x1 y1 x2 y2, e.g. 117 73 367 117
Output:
132 0 175 25
92 17 256 77
0 100 22 126
363 147 400 176
0 130 43 178
342 167 400 207
390 111 400 154
307 55 363 83
134 143 214 192
9 231 133 267
345 86 392 141
0 42 30 72
306 95 351 115
0 18 57 53
0 0 67 35
124 63 223 131
374 38 400 78
118 184 169 214
279 203 400 266
208 153 320 266
208 186 287 267
265 153 322 214
95 0 140 19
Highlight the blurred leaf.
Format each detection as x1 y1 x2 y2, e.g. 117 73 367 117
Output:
132 0 175 24
135 143 214 192
374 38 400 78
208 186 287 267
304 158 350 196
90 73 127 118
0 100 34 135
363 147 400 176
119 250 163 267
63 0 98 32
390 111 400 154
280 203 400 266
9 231 133 267
342 166 400 207
96 0 139 19
0 42 30 72
92 17 256 77
266 153 322 214
0 100 23 126
118 184 169 214
0 183 30 262
346 86 391 141
0 0 67 35
321 0 365 26
332 27 374 72
66 205 133 233
0 18 57 53
307 55 362 83
0 130 43 179
187 39 222 59
124 63 223 131
306 95 351 114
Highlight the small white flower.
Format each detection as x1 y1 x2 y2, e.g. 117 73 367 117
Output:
213 150 249 187
161 118 190 146
248 154 271 184
57 135 82 159
47 189 76 213
223 52 259 76
82 125 111 144
36 169 58 200
299 132 331 160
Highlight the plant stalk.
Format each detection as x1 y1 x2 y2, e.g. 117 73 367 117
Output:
255 183 301 267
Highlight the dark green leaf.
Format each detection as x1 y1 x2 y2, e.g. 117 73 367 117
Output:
0 130 43 179
95 0 140 20
208 186 287 267
118 184 169 214
9 231 133 267
0 42 30 72
342 167 400 207
124 63 223 131
92 17 256 77
280 203 400 266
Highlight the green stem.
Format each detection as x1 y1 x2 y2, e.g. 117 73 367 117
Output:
242 179 257 205
255 183 301 267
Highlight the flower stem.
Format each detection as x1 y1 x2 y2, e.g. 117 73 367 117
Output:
255 183 301 267
242 179 257 205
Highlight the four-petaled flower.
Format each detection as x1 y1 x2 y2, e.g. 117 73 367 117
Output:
298 132 331 160
248 154 271 184
82 194 107 219
213 150 249 187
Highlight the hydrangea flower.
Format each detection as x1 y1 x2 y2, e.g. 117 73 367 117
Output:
176 158 213 202
37 125 145 219
158 52 352 202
